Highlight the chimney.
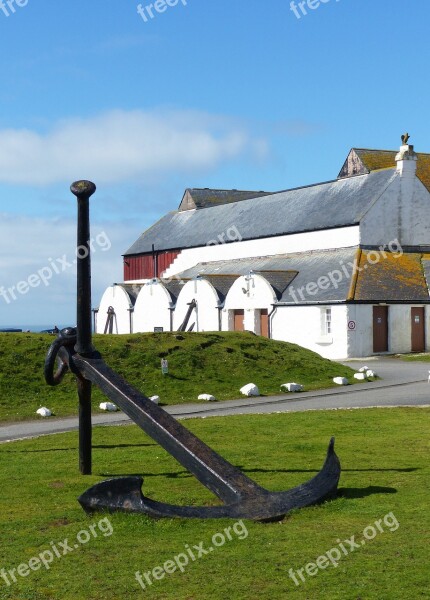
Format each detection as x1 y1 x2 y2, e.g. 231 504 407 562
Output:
395 133 417 178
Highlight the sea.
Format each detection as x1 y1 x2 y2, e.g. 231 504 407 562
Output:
0 324 71 333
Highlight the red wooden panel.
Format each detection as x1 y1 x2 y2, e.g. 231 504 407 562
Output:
158 251 180 277
124 251 180 281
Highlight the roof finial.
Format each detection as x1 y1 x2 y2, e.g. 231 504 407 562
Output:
401 132 410 145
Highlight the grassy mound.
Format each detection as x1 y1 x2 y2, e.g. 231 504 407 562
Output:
0 331 356 422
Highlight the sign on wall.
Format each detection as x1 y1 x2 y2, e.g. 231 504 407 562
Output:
348 320 356 331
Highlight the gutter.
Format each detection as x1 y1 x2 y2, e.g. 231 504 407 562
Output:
268 305 277 339
347 248 362 301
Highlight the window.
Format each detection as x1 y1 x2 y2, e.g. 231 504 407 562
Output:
322 308 332 336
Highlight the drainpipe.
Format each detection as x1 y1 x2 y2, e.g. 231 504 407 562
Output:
217 305 223 331
268 304 277 339
169 306 175 332
128 308 134 334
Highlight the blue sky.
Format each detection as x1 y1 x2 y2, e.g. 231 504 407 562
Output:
0 0 429 326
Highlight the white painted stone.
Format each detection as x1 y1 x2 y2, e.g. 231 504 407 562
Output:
366 370 376 378
333 377 349 386
240 383 260 397
99 402 118 412
198 394 217 402
36 407 52 417
280 383 303 392
359 366 369 372
149 395 160 405
354 372 366 380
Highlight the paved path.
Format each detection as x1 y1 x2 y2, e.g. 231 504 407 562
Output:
1 357 429 443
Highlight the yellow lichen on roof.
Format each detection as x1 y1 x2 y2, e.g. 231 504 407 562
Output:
354 251 428 301
357 150 430 193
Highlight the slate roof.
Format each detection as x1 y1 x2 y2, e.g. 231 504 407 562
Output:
121 283 143 305
338 148 430 192
175 248 358 304
179 188 272 211
163 279 188 302
175 248 430 305
201 275 238 302
125 169 396 256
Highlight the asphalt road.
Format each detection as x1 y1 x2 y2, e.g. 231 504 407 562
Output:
1 357 429 443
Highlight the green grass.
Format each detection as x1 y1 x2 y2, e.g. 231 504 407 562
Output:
0 331 357 422
0 408 428 599
398 352 430 362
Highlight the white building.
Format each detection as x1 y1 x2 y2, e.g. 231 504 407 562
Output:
96 139 430 359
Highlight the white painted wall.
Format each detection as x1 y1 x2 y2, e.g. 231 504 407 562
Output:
271 304 349 359
163 226 360 278
360 174 430 248
173 279 220 332
134 281 173 333
96 285 133 334
347 304 430 357
222 274 276 332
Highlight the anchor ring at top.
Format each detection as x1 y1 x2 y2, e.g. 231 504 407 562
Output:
44 327 77 386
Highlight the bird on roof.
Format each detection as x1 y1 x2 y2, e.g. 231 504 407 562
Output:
401 133 410 145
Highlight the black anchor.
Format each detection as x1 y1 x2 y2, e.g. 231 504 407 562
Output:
45 180 341 521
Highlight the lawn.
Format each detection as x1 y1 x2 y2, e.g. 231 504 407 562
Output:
399 352 430 363
0 331 357 422
0 408 428 599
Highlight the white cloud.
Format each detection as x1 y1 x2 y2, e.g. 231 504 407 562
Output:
0 109 268 186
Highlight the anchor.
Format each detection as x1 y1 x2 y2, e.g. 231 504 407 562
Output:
44 180 341 521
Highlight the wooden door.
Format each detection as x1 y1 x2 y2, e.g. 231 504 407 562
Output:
233 309 244 332
411 307 425 352
373 306 388 352
260 309 269 338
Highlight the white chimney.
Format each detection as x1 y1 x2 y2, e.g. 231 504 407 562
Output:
395 135 417 178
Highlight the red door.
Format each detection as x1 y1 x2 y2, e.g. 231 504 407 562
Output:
373 306 388 352
260 309 269 338
233 310 244 332
411 307 425 352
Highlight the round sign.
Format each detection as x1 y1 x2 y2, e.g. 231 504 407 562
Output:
348 320 356 331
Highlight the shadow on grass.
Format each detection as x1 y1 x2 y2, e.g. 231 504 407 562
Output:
239 466 419 474
98 470 190 478
338 485 397 498
3 442 156 453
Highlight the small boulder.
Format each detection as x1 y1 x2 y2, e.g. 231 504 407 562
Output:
280 383 303 393
149 395 160 405
354 372 366 381
99 402 118 412
240 383 260 397
36 407 52 417
198 394 217 402
366 370 376 378
333 377 349 386
359 366 369 372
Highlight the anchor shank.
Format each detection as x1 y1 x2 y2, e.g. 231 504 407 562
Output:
73 354 265 504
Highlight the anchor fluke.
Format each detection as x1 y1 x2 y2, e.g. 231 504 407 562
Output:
78 438 340 521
